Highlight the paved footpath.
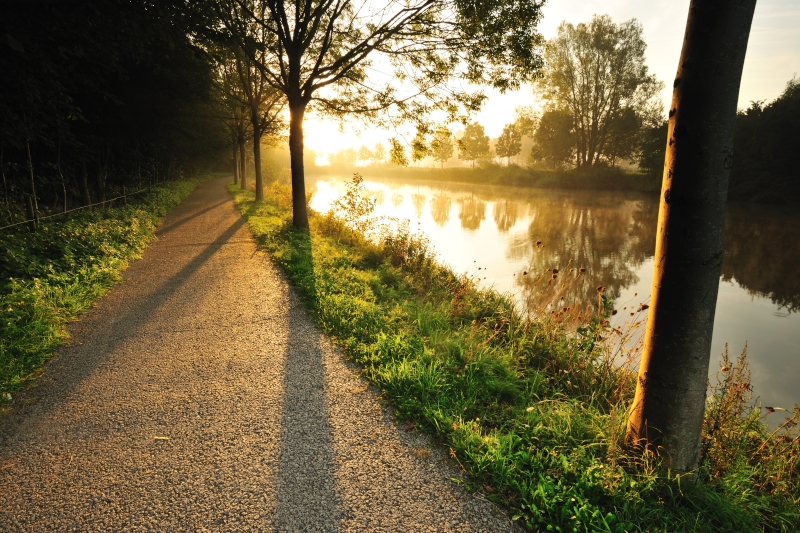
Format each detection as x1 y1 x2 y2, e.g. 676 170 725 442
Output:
0 178 520 532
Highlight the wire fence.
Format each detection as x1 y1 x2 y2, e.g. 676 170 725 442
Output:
0 185 155 233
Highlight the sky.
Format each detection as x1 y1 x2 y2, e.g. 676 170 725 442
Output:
303 0 800 158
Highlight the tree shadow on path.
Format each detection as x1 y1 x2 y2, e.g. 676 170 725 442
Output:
276 232 341 532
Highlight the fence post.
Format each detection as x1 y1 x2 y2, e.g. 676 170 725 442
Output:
25 196 36 233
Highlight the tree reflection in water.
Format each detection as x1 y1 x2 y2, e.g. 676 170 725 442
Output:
458 196 486 231
493 200 519 232
430 192 452 227
722 204 800 313
510 194 658 309
391 192 404 207
411 193 426 219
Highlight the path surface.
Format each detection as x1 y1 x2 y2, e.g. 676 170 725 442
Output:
0 178 519 532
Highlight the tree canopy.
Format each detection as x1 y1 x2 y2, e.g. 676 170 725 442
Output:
535 15 663 171
202 0 547 228
495 123 522 165
729 77 800 203
0 0 228 225
458 123 491 168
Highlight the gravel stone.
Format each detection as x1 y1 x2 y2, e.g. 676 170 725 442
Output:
0 177 522 532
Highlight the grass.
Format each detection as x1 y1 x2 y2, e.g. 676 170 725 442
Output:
231 175 799 532
0 175 214 401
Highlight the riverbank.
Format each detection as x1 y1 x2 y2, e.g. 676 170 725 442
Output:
231 177 799 532
0 175 213 402
309 164 663 194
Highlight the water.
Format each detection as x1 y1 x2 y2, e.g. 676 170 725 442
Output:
308 174 800 414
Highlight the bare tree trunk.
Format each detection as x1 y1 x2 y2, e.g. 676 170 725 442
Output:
252 110 264 202
26 138 39 217
626 0 757 475
232 143 239 184
1 143 12 224
57 133 67 213
80 158 92 207
289 103 309 230
239 134 247 190
96 151 107 209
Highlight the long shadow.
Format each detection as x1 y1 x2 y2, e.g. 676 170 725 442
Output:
0 213 247 441
275 235 340 531
155 198 229 236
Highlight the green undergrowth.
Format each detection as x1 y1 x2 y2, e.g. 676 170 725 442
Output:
1 175 214 400
230 178 798 532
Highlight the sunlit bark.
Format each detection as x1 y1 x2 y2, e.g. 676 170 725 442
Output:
627 0 758 475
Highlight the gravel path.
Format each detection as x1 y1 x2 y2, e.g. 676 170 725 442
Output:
0 177 521 532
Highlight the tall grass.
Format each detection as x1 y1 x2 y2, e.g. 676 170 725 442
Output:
231 176 798 532
1 176 211 401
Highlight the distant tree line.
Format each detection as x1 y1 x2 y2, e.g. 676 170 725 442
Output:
0 0 229 226
639 77 800 203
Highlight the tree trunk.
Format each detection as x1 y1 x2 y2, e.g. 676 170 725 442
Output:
289 103 309 230
26 139 39 216
1 143 12 224
232 143 239 184
96 156 106 209
239 135 247 190
80 158 92 207
626 0 757 475
57 134 67 213
252 111 264 202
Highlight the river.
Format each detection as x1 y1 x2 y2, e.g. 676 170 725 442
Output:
308 174 800 414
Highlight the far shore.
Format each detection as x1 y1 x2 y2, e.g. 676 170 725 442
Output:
308 163 663 194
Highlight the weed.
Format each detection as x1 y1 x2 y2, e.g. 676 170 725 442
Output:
231 175 799 532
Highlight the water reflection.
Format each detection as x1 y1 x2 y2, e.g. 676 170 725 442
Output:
307 174 800 410
509 196 657 305
411 193 426 219
493 200 519 232
722 204 800 313
458 196 486 231
430 193 452 227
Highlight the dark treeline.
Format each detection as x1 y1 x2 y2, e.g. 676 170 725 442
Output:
640 77 800 203
730 77 800 203
0 0 228 225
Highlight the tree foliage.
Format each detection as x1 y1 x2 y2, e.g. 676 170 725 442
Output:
529 109 575 170
729 77 800 203
535 15 663 171
495 123 522 165
0 0 228 226
458 123 491 168
430 127 455 167
203 0 546 227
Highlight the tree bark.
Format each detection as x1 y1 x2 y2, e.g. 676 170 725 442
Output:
252 110 264 202
57 133 67 213
26 139 39 216
239 133 247 190
289 103 309 230
80 158 92 207
1 143 13 224
626 0 757 475
232 143 239 184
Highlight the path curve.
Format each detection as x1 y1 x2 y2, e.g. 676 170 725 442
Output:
0 178 520 532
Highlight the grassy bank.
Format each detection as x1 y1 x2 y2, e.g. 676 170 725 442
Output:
0 176 213 402
310 164 662 193
231 177 798 532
